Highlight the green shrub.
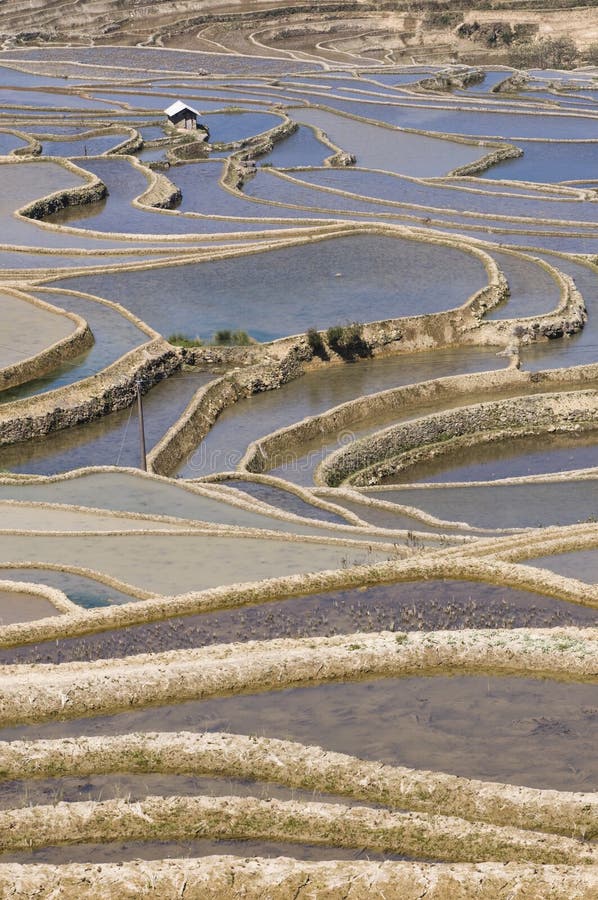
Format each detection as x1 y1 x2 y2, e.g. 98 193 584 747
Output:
168 332 203 348
213 329 252 346
326 322 371 361
307 327 329 361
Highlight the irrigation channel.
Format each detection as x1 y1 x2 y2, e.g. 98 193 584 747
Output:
0 45 597 897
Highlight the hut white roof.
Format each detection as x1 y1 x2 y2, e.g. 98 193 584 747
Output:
164 100 201 118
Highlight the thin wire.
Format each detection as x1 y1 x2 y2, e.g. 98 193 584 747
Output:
115 402 134 467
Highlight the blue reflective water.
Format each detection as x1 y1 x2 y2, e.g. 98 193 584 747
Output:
54 233 487 342
259 125 331 167
483 140 598 183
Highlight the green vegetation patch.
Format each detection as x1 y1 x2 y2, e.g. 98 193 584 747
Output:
326 323 372 362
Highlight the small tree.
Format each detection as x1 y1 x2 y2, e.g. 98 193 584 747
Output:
326 322 371 361
213 329 252 346
584 42 598 65
306 327 329 361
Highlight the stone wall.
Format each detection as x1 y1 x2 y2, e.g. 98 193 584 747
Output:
146 227 504 474
320 387 598 486
0 291 93 392
449 142 523 177
134 163 182 209
106 128 143 156
10 128 41 156
148 342 310 474
0 338 180 447
15 158 107 219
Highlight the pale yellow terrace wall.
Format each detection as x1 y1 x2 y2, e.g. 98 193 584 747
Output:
0 857 594 899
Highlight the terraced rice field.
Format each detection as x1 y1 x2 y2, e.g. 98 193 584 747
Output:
0 43 598 897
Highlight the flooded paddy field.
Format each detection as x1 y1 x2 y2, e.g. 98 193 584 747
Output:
52 232 487 341
42 156 278 236
1 579 595 666
523 549 598 584
379 430 598 486
0 568 139 608
3 675 597 794
0 589 62 625
0 290 151 402
288 167 598 229
364 479 598 531
223 479 349 524
290 107 489 176
177 347 505 478
0 370 217 475
0 838 406 866
0 291 75 370
0 532 386 594
2 42 598 889
0 771 369 812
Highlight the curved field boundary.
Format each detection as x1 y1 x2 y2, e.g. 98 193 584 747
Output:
284 100 526 177
0 794 594 866
0 337 180 447
0 561 159 602
277 166 598 230
199 470 368 526
0 628 597 729
0 288 93 392
147 224 504 475
312 485 518 535
245 361 595 483
33 126 142 157
0 578 75 615
13 156 108 220
0 466 390 536
319 386 598 487
2 542 598 649
6 127 41 157
1 730 595 837
0 284 178 442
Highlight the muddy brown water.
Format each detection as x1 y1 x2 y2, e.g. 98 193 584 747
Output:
0 772 378 812
0 590 60 625
3 676 597 793
1 580 594 666
0 532 383 595
0 838 409 865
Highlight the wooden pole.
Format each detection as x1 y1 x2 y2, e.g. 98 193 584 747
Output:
136 381 147 472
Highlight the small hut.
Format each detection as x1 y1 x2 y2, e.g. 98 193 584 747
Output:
165 100 202 131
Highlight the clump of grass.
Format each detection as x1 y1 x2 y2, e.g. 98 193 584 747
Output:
326 322 371 361
168 332 204 348
212 329 252 346
306 327 329 361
